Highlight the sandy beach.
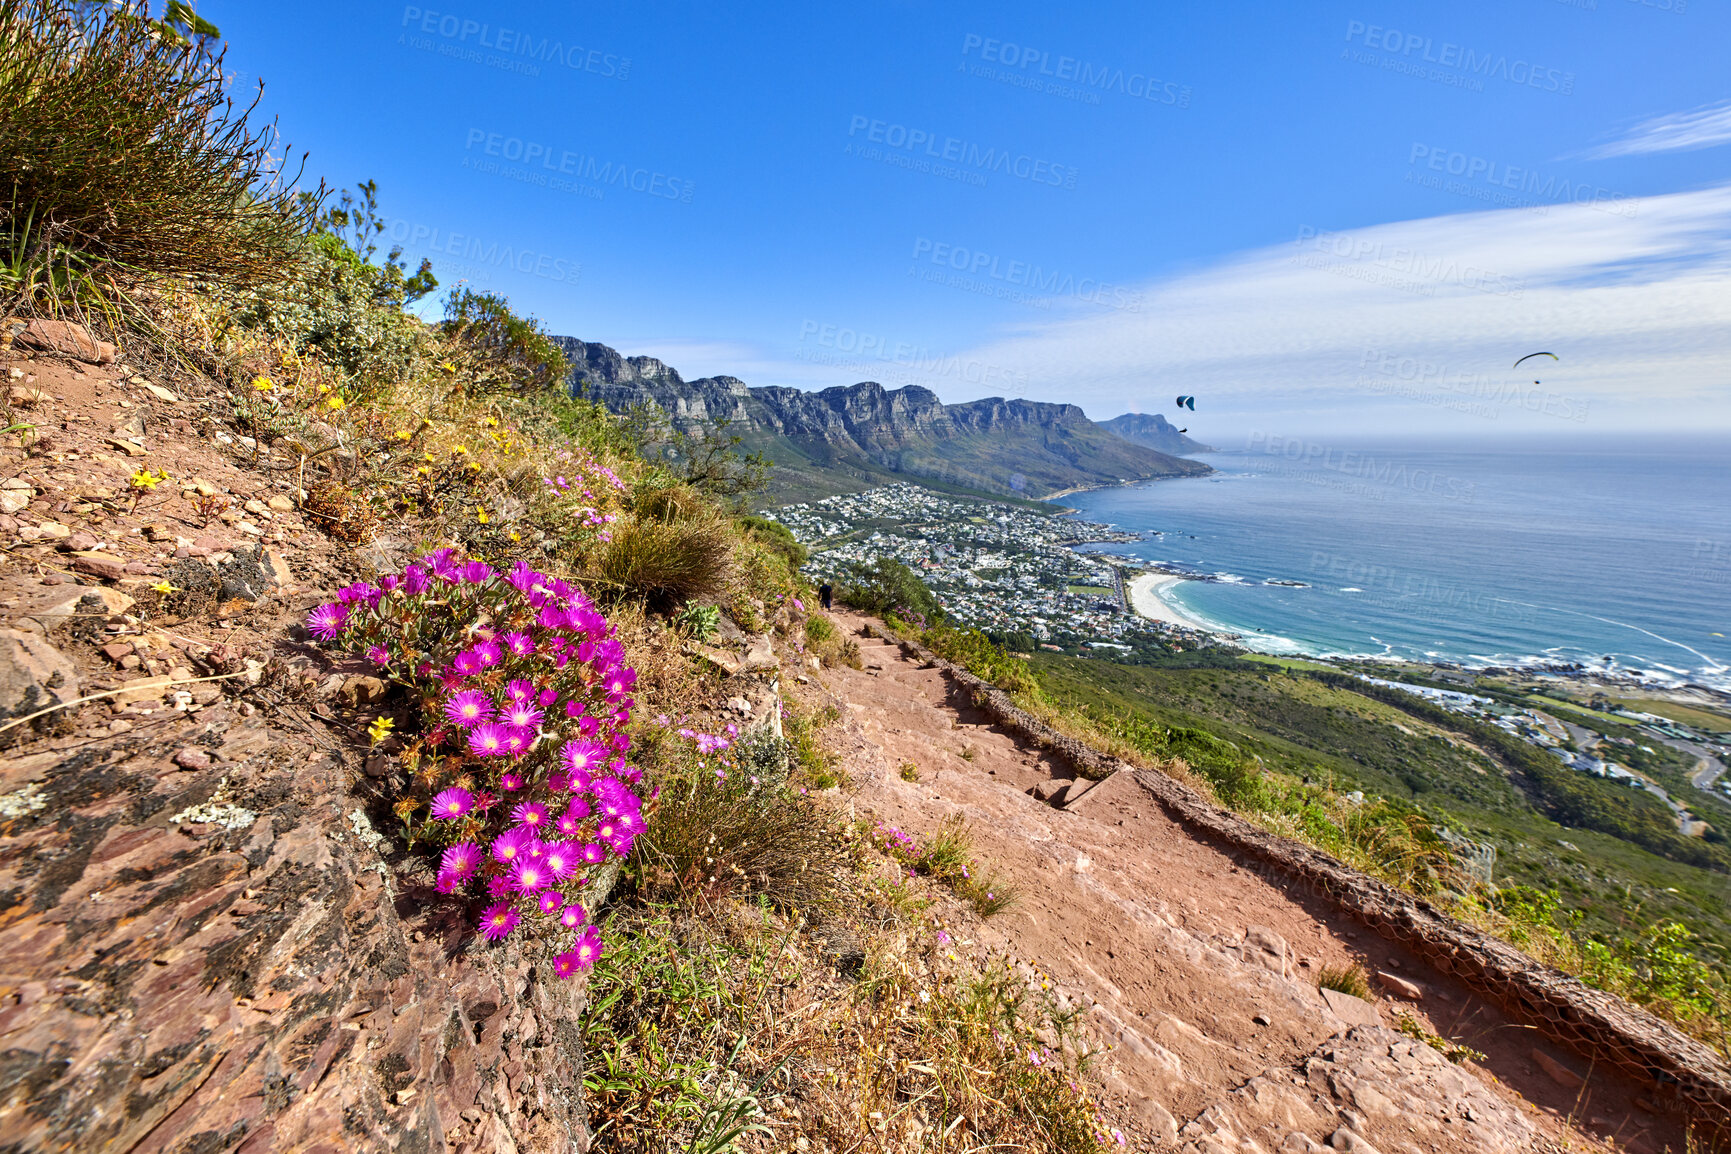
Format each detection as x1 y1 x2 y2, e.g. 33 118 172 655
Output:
1127 571 1222 633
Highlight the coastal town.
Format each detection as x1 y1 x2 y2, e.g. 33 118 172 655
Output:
767 484 1154 645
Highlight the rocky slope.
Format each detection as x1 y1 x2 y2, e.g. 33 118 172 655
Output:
1100 412 1213 455
552 337 1210 501
804 615 1697 1154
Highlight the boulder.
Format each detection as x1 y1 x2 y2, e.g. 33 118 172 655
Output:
0 628 81 720
69 551 126 581
1320 987 1381 1028
4 317 117 363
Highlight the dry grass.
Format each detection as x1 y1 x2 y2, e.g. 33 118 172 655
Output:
587 513 736 610
1316 963 1372 1000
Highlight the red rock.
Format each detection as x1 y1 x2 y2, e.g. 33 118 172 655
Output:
100 642 134 664
5 317 117 363
70 551 126 580
172 747 212 769
0 628 81 718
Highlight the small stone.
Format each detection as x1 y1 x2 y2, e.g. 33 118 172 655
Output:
112 674 176 705
266 494 294 512
1530 1049 1584 1089
339 675 388 707
107 437 146 457
141 383 179 402
236 521 263 536
1328 1129 1383 1154
1376 971 1423 1001
0 487 31 515
107 719 133 734
243 499 269 516
60 531 99 552
35 522 71 539
70 551 126 580
143 524 175 542
187 478 219 497
173 748 212 769
100 642 133 664
1253 1013 1272 1026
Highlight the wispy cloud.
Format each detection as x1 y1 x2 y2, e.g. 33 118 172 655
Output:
1584 99 1731 159
879 183 1731 435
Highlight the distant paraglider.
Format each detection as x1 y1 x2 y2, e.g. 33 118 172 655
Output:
1175 395 1196 411
1513 351 1558 384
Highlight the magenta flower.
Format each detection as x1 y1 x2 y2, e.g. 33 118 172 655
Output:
503 632 536 657
467 722 512 757
452 649 484 677
461 560 494 585
580 841 607 865
367 645 390 666
430 787 475 820
502 727 534 757
443 690 494 728
538 891 564 915
499 772 525 793
559 904 588 930
491 828 531 864
473 641 502 669
537 688 558 707
486 874 514 898
502 702 543 730
504 678 535 702
543 840 578 880
547 769 571 793
512 800 550 831
441 841 483 878
402 564 430 595
479 903 520 940
512 859 551 893
614 809 646 838
572 925 603 968
563 739 606 777
435 869 463 894
306 602 347 640
552 949 581 979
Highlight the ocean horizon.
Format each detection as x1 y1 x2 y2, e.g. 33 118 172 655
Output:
1062 435 1731 692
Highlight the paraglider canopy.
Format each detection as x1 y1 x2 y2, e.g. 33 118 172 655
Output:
1175 395 1195 410
1513 351 1558 369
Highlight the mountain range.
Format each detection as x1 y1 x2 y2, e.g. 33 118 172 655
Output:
550 337 1211 502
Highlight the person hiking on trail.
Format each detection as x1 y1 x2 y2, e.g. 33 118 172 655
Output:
818 581 833 611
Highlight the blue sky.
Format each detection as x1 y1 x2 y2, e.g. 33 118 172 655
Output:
215 0 1731 437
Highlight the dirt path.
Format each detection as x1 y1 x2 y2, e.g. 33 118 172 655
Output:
798 613 1683 1153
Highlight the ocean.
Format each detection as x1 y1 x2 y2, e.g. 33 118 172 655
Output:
1062 436 1731 692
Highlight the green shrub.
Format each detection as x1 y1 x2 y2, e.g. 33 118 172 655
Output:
442 285 569 392
738 514 808 570
0 0 311 310
587 513 734 610
918 624 1041 697
837 557 944 624
632 727 851 915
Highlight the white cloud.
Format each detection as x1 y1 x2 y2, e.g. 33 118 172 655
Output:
902 183 1731 436
1583 99 1731 159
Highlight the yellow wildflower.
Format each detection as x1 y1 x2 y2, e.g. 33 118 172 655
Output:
129 468 168 491
440 361 457 373
395 430 413 441
451 445 468 455
476 507 489 524
151 580 176 594
484 417 498 427
415 466 431 476
367 716 396 746
252 376 273 392
325 395 345 411
317 383 330 394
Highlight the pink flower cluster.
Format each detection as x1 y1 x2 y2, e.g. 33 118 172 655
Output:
307 549 645 975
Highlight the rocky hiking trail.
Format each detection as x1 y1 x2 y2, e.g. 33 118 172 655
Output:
809 612 1694 1154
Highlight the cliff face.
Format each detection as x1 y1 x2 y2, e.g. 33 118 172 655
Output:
1101 411 1213 455
552 337 1210 500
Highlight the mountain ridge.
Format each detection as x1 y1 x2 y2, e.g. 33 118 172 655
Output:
550 336 1211 502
